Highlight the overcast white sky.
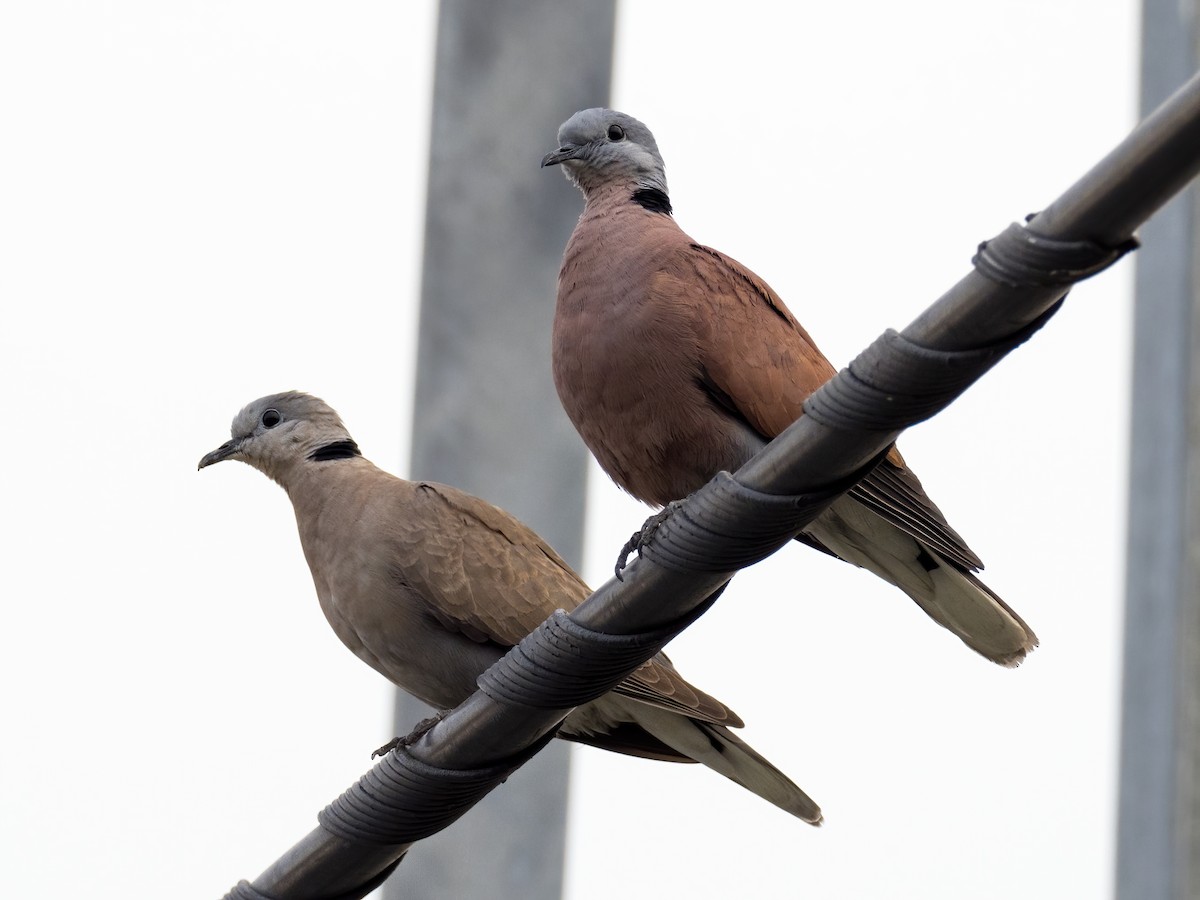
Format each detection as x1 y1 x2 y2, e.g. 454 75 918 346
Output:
1 1 1146 897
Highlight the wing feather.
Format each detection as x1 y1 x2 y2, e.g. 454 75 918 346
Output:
402 482 741 724
675 244 986 571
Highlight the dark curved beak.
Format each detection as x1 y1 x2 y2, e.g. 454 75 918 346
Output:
198 438 243 470
541 144 581 168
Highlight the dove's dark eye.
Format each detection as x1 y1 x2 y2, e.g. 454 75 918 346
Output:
607 124 625 141
261 409 282 428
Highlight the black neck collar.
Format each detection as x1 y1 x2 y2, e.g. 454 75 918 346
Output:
308 440 362 462
631 187 672 215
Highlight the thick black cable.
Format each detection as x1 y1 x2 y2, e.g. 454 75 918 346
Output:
635 459 887 574
802 303 1058 433
316 734 556 848
972 220 1138 288
476 588 724 709
223 856 401 900
804 221 1135 434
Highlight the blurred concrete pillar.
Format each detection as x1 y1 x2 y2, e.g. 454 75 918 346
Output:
389 1 614 898
1115 1 1200 897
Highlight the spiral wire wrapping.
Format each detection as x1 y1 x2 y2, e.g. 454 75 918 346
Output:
224 881 280 900
316 735 556 848
804 221 1135 435
223 858 402 900
973 220 1139 288
477 591 723 709
635 464 884 574
802 312 1054 432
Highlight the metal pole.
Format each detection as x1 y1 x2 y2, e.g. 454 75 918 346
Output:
1115 2 1200 897
395 1 614 897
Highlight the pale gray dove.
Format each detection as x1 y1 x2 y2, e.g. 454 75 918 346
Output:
543 108 1037 667
199 391 821 824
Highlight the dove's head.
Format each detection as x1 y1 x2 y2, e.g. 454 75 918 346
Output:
198 391 359 484
541 108 668 201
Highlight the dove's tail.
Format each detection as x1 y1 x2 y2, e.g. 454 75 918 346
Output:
631 706 823 825
807 498 1038 667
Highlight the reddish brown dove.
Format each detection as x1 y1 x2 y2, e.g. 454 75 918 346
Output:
199 391 821 823
543 108 1037 667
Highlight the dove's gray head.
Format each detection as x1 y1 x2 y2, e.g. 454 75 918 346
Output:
541 108 669 203
198 391 360 484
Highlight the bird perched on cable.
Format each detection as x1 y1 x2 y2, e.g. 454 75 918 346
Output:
199 391 820 823
543 108 1037 667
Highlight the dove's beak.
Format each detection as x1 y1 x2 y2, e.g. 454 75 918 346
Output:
198 438 244 470
540 144 582 168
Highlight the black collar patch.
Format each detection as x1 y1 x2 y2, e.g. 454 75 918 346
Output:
631 187 672 215
308 440 362 462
